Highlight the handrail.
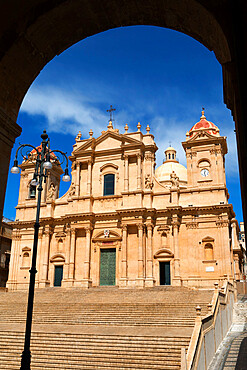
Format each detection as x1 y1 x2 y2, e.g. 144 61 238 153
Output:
184 281 235 370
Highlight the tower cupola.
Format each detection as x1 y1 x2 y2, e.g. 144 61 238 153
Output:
164 146 178 163
189 109 220 138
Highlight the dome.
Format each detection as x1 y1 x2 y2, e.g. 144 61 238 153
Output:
155 146 187 183
189 110 220 138
155 162 187 183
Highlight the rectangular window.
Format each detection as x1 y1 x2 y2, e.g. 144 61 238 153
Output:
103 174 115 196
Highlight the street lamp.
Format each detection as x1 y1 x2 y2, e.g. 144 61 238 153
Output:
10 130 70 370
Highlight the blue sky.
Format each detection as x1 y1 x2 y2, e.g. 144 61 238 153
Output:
4 26 243 221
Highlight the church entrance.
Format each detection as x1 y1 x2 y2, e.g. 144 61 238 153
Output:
54 266 63 287
100 248 116 286
159 262 171 285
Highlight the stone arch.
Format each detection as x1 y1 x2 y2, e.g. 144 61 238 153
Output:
204 243 214 260
0 1 232 120
92 230 122 243
21 247 31 268
100 163 118 172
1 1 247 232
50 254 65 263
197 159 211 168
202 236 215 261
154 248 174 260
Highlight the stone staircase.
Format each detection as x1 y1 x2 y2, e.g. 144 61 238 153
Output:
0 286 213 369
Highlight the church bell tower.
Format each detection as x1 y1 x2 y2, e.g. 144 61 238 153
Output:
182 110 228 189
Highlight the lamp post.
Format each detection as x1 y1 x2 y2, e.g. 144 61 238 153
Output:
10 130 70 370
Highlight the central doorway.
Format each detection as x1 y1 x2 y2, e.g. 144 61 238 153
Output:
100 248 116 286
54 265 63 287
160 262 171 285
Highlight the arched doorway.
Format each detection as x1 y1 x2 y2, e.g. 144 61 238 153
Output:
154 248 174 286
0 1 246 234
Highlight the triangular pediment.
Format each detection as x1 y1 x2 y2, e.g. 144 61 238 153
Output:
187 130 217 142
73 131 142 155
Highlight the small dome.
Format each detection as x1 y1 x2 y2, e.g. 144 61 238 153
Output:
155 146 187 183
164 146 178 162
189 110 220 138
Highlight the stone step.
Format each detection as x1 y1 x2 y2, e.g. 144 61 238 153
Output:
0 287 213 369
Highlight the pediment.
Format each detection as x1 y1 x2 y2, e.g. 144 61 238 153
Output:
73 131 142 156
92 229 122 242
154 248 174 259
55 232 66 239
202 236 214 242
73 138 95 154
50 254 65 262
187 131 216 142
22 246 31 252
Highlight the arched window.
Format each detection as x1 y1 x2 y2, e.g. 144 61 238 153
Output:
205 243 214 260
29 184 36 199
168 153 171 159
104 174 115 196
172 154 174 159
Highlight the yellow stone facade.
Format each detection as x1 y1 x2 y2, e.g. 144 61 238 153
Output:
7 112 243 290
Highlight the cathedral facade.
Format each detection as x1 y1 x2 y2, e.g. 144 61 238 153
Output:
7 111 243 290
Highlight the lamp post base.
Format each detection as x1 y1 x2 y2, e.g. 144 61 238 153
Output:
20 348 31 370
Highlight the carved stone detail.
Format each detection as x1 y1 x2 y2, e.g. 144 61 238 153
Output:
145 174 154 189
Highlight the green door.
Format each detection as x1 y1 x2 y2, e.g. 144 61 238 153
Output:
100 248 116 286
54 266 63 287
160 262 171 285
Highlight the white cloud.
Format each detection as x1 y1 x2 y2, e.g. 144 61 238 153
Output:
20 85 239 179
20 86 108 138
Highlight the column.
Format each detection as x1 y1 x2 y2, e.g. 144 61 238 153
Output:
84 227 92 285
87 160 92 195
119 225 128 287
173 221 181 281
146 223 154 286
63 226 71 284
6 231 19 290
231 221 236 280
124 155 129 191
137 154 142 190
68 228 76 283
76 162 80 196
40 226 51 287
136 223 144 287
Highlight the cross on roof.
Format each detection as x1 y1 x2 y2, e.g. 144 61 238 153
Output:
107 105 116 121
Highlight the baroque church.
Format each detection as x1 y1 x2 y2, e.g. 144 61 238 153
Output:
7 111 243 290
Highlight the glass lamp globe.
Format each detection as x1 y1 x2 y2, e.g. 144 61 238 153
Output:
43 161 52 170
11 159 20 174
62 174 71 182
31 178 39 186
62 168 70 182
11 166 20 174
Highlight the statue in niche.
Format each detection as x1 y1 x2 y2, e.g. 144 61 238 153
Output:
170 171 179 188
145 174 154 189
47 183 56 200
68 182 76 197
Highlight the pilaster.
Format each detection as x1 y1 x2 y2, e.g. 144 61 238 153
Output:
119 224 128 287
136 223 145 287
145 223 155 287
67 228 76 286
39 225 52 287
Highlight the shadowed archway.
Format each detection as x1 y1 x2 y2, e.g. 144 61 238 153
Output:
0 0 246 232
